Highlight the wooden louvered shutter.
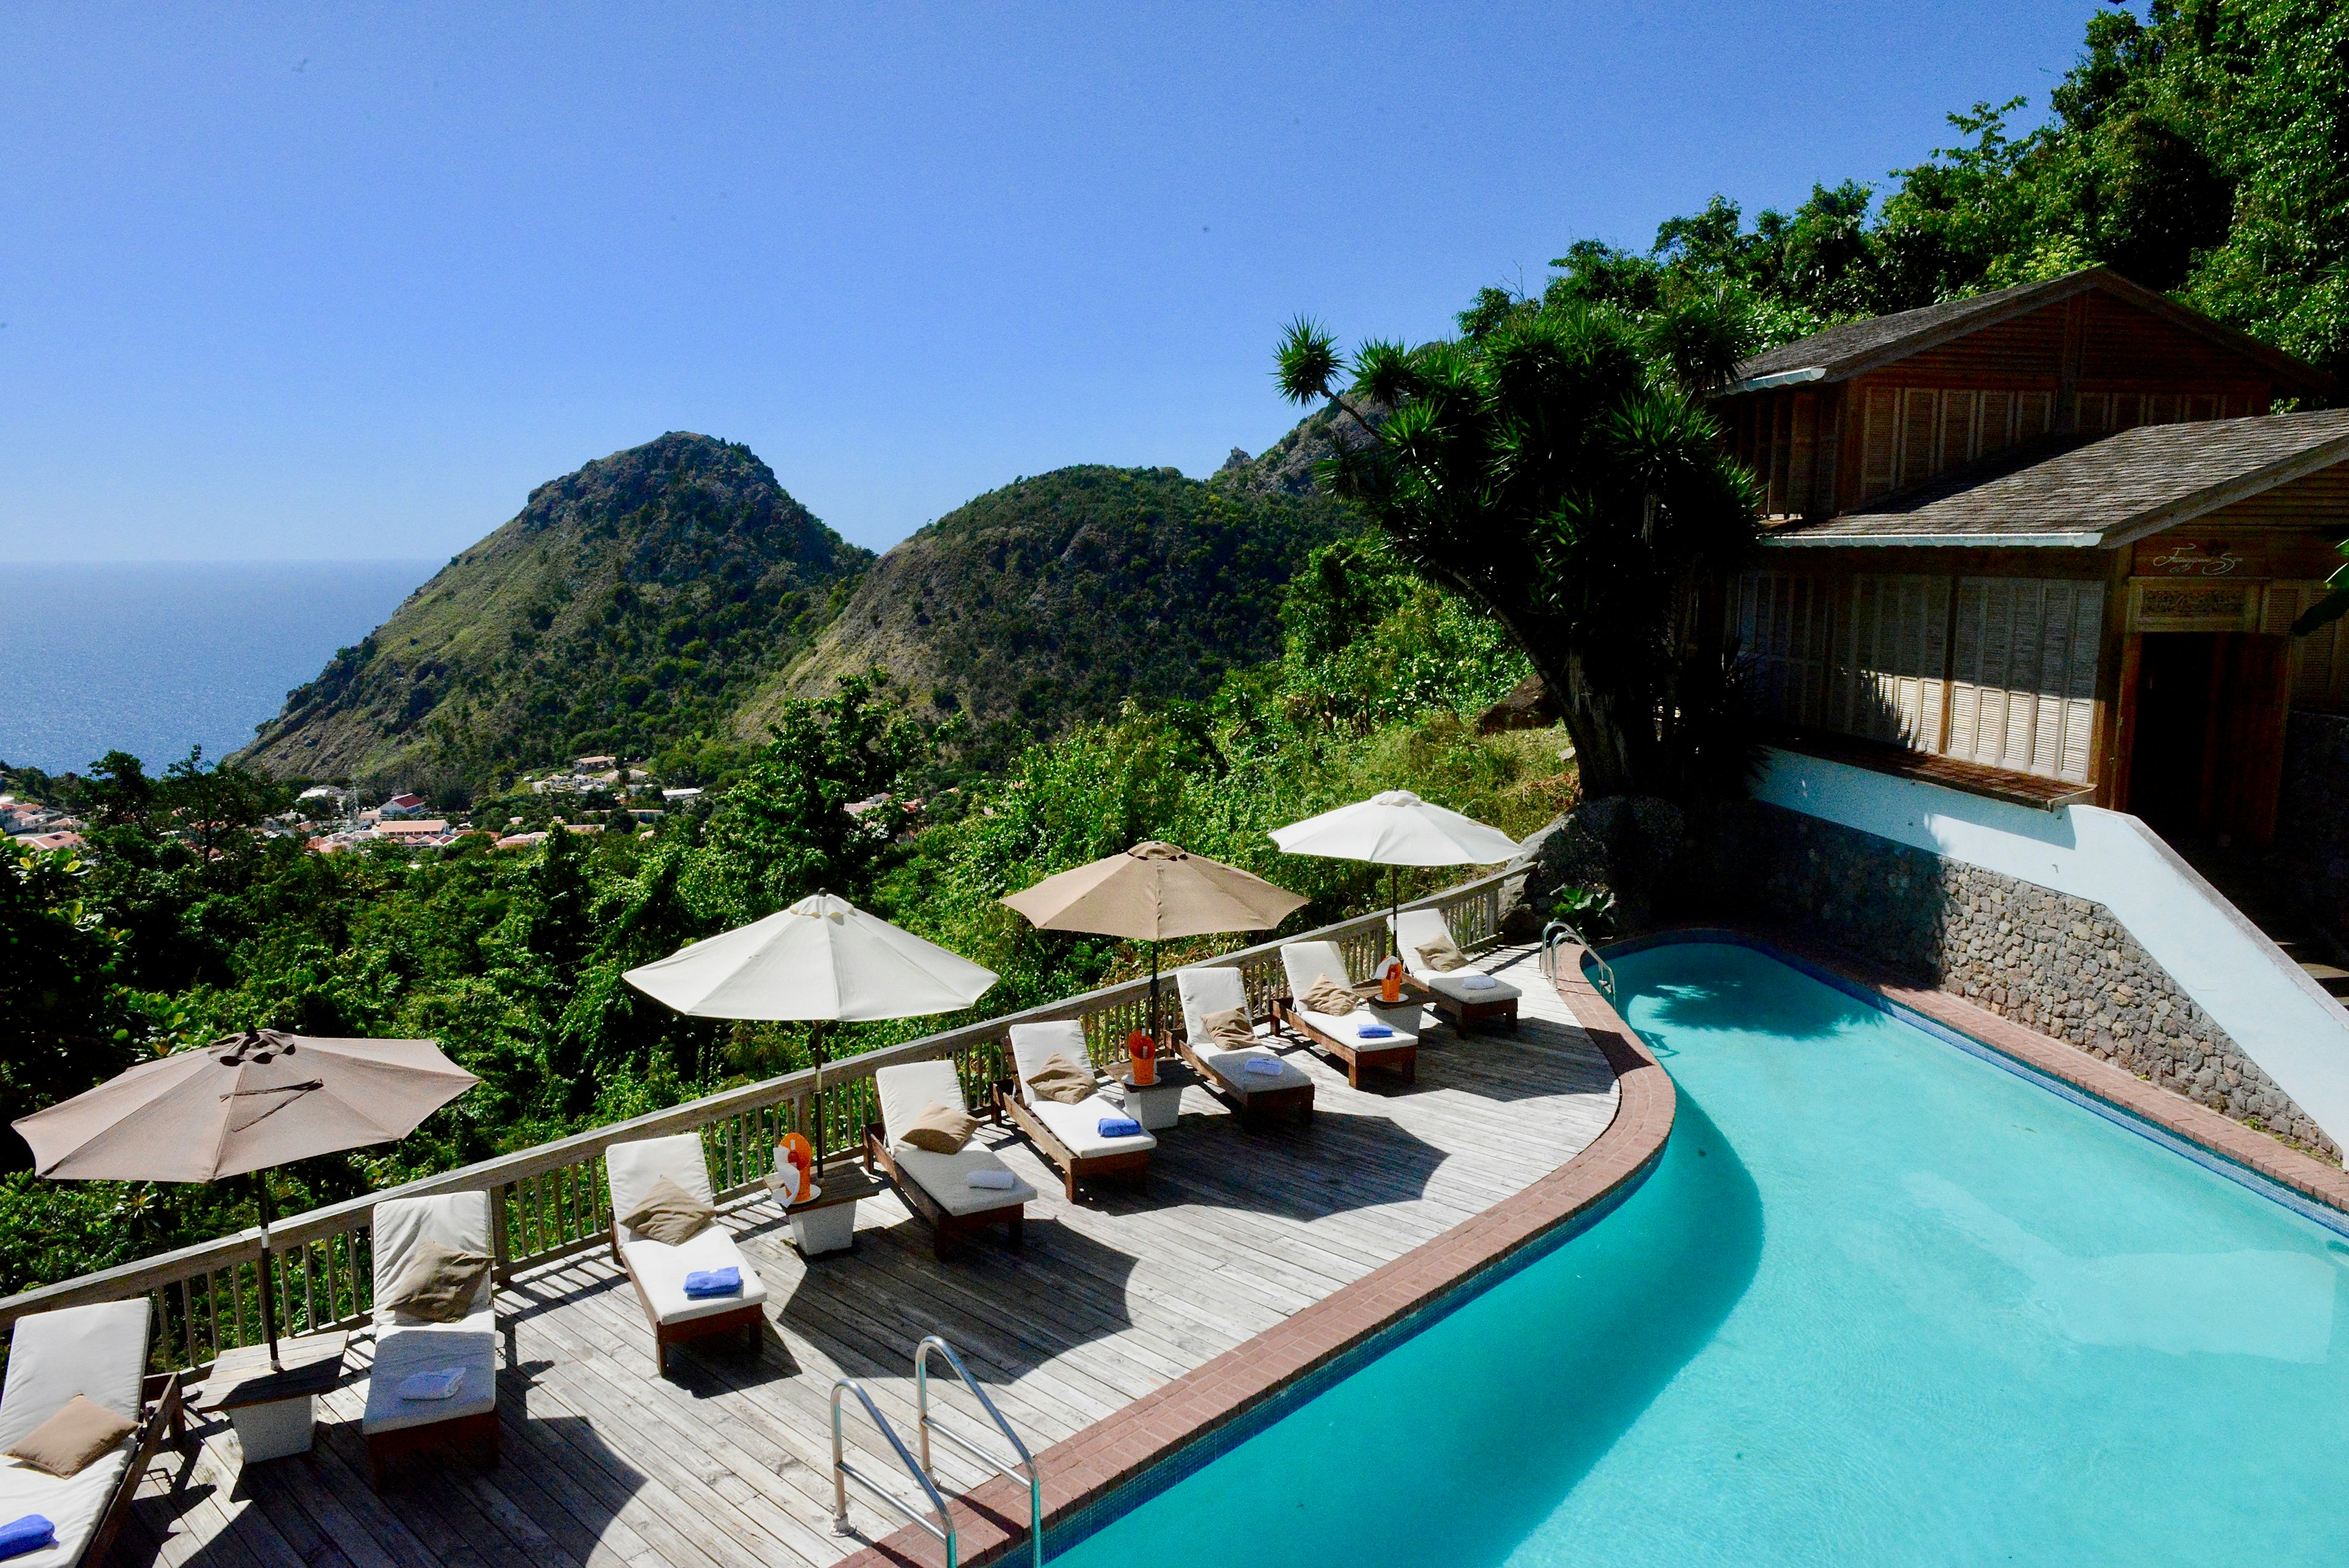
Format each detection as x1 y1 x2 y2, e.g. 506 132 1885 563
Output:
1946 578 2104 781
1899 392 1939 488
1859 388 1898 500
1939 391 1975 472
1787 392 1817 516
1977 391 2014 458
2021 392 2054 438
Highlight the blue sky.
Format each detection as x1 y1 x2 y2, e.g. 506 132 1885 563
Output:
0 2 2110 562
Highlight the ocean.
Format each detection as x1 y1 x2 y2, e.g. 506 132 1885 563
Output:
0 561 434 776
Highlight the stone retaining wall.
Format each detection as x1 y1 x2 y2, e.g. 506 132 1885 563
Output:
1750 804 2340 1161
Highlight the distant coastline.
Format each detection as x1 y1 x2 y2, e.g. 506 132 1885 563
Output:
0 560 432 775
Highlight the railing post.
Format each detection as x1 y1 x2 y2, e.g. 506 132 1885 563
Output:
491 1183 513 1285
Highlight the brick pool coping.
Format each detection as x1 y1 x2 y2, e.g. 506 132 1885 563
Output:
1709 924 2349 1217
833 949 1674 1568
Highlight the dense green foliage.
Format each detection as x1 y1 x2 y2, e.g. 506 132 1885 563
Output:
751 464 1360 769
1537 1 2349 379
1276 300 1761 800
239 433 871 800
0 570 1567 1295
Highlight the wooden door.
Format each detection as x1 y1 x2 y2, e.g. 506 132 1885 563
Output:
2217 633 2293 845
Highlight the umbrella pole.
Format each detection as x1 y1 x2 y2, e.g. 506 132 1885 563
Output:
1390 866 1401 965
811 1021 826 1181
255 1174 283 1369
1149 941 1161 1048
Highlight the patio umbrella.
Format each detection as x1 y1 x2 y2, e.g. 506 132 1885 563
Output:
622 892 999 1175
14 1029 480 1366
999 841 1307 1046
1269 790 1521 962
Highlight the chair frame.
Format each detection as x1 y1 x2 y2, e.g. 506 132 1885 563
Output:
992 1077 1152 1202
79 1369 184 1568
605 1224 765 1376
1171 1031 1315 1131
366 1406 500 1480
863 1122 1028 1260
1269 994 1419 1088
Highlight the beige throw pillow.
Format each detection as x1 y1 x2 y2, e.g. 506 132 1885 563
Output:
4 1394 135 1477
1024 1051 1097 1105
1300 973 1359 1016
1199 1006 1256 1050
382 1238 492 1322
622 1173 715 1246
900 1101 979 1153
1415 930 1471 972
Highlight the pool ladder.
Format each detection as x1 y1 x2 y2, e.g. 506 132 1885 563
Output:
1542 919 1614 998
829 1333 1044 1568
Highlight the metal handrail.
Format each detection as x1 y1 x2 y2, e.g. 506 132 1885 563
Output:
1542 919 1614 998
831 1377 957 1567
915 1335 1042 1568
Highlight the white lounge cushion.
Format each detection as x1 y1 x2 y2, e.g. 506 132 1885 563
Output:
875 1060 971 1143
0 1301 147 1452
1291 1008 1419 1052
891 1146 1039 1216
615 1226 768 1326
1007 1021 1092 1107
1416 970 1522 1004
1175 968 1312 1094
874 1060 1035 1214
606 1135 716 1246
363 1319 499 1435
1279 941 1356 1014
0 1301 147 1568
1189 1046 1313 1093
0 1446 131 1568
1025 1093 1157 1158
372 1192 495 1330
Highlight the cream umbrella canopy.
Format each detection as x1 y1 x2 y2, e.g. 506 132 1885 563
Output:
13 1029 480 1365
622 893 1000 1173
1269 790 1521 960
999 841 1308 1045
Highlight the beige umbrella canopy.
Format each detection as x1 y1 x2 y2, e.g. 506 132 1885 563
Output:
16 1030 480 1182
13 1029 480 1366
1001 841 1307 1041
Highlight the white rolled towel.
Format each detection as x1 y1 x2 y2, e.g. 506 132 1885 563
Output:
967 1168 1019 1191
1241 1057 1284 1077
398 1367 466 1402
1458 973 1499 990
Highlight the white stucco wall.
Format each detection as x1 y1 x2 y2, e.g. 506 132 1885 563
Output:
1756 747 2349 1150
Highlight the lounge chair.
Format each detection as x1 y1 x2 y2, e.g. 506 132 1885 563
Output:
1394 908 1521 1032
1174 967 1315 1129
864 1060 1035 1258
0 1299 180 1568
995 1021 1156 1200
605 1135 768 1375
1275 940 1419 1087
365 1191 501 1476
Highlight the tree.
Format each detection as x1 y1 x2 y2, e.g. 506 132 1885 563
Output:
1272 303 1760 800
694 673 934 920
0 844 127 1161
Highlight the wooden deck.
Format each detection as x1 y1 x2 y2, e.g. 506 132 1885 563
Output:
118 947 1616 1568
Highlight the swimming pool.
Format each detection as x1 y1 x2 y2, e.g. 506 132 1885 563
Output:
1050 940 2349 1566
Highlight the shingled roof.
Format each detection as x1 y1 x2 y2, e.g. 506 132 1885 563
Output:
1763 408 2349 548
1727 267 2323 393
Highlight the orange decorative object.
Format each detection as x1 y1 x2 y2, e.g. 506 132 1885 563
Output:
777 1132 814 1200
1126 1028 1157 1086
1378 956 1403 1004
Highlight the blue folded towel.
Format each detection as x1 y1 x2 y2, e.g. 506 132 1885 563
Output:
682 1266 741 1298
1096 1116 1143 1138
0 1517 55 1561
1356 1023 1396 1039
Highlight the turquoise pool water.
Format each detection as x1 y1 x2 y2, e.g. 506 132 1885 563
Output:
1050 941 2349 1566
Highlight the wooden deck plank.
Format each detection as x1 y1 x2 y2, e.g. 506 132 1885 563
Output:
114 948 1611 1568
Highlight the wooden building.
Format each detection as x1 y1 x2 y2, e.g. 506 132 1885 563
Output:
1722 267 2347 845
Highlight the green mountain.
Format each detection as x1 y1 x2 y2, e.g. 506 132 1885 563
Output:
236 433 869 794
737 463 1357 765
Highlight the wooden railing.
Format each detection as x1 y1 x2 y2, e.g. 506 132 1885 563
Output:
0 871 1510 1373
